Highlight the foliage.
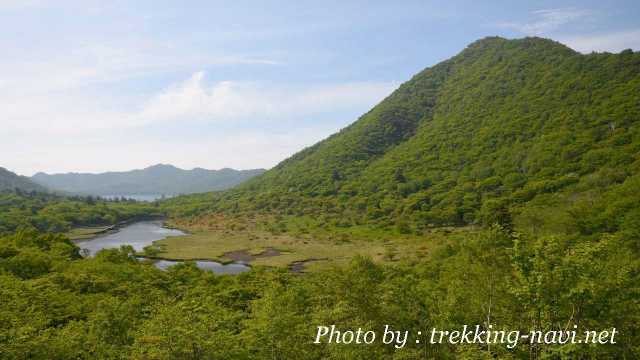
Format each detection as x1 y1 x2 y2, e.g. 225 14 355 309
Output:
0 190 160 234
0 225 637 358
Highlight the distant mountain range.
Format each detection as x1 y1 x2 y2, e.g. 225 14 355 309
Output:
31 164 265 196
0 167 48 192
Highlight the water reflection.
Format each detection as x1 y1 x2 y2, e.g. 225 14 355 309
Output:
76 220 250 275
151 259 251 274
76 220 185 256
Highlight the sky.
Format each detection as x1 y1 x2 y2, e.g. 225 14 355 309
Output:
1 0 639 176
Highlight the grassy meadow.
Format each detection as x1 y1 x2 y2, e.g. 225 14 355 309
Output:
149 214 474 271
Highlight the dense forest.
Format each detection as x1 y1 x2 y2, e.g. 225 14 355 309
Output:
1 37 639 358
0 191 159 234
2 224 635 358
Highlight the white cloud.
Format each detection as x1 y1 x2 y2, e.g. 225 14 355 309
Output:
2 71 397 134
560 29 640 53
134 72 398 126
0 43 280 98
0 36 286 136
135 74 263 125
496 8 590 35
1 71 398 175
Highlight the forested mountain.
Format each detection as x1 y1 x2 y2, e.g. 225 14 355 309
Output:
184 37 639 235
0 167 48 193
31 164 265 196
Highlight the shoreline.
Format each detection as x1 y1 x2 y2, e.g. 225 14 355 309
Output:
69 215 167 242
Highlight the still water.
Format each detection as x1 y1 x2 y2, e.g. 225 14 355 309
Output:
101 194 174 202
152 259 251 275
75 220 250 275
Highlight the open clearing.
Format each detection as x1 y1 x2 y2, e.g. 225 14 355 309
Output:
152 215 474 271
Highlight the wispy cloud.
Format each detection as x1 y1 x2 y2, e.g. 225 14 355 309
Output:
3 71 398 134
495 8 590 35
135 72 397 126
560 29 640 53
0 42 280 97
1 72 398 174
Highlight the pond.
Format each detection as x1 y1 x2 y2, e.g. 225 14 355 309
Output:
75 220 250 275
150 259 251 275
101 194 175 202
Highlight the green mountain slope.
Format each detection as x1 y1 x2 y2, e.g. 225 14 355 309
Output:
0 167 47 193
31 164 265 196
171 37 640 234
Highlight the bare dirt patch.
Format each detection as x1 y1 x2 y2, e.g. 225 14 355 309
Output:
223 247 282 263
289 258 328 273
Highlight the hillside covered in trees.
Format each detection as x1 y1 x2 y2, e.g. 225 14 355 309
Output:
0 167 48 193
0 191 159 234
170 37 639 236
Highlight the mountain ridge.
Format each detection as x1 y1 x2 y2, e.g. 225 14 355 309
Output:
169 36 639 233
32 164 265 195
0 167 48 193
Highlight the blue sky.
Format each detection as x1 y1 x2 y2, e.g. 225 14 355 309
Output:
2 0 639 175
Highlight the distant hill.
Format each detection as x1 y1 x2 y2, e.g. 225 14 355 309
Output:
0 167 48 192
31 164 265 196
181 37 639 231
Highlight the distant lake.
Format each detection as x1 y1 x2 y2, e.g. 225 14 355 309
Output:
75 220 185 255
75 220 250 275
101 194 175 202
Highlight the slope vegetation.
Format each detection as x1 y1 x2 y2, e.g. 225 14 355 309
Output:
0 167 47 193
176 37 639 238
